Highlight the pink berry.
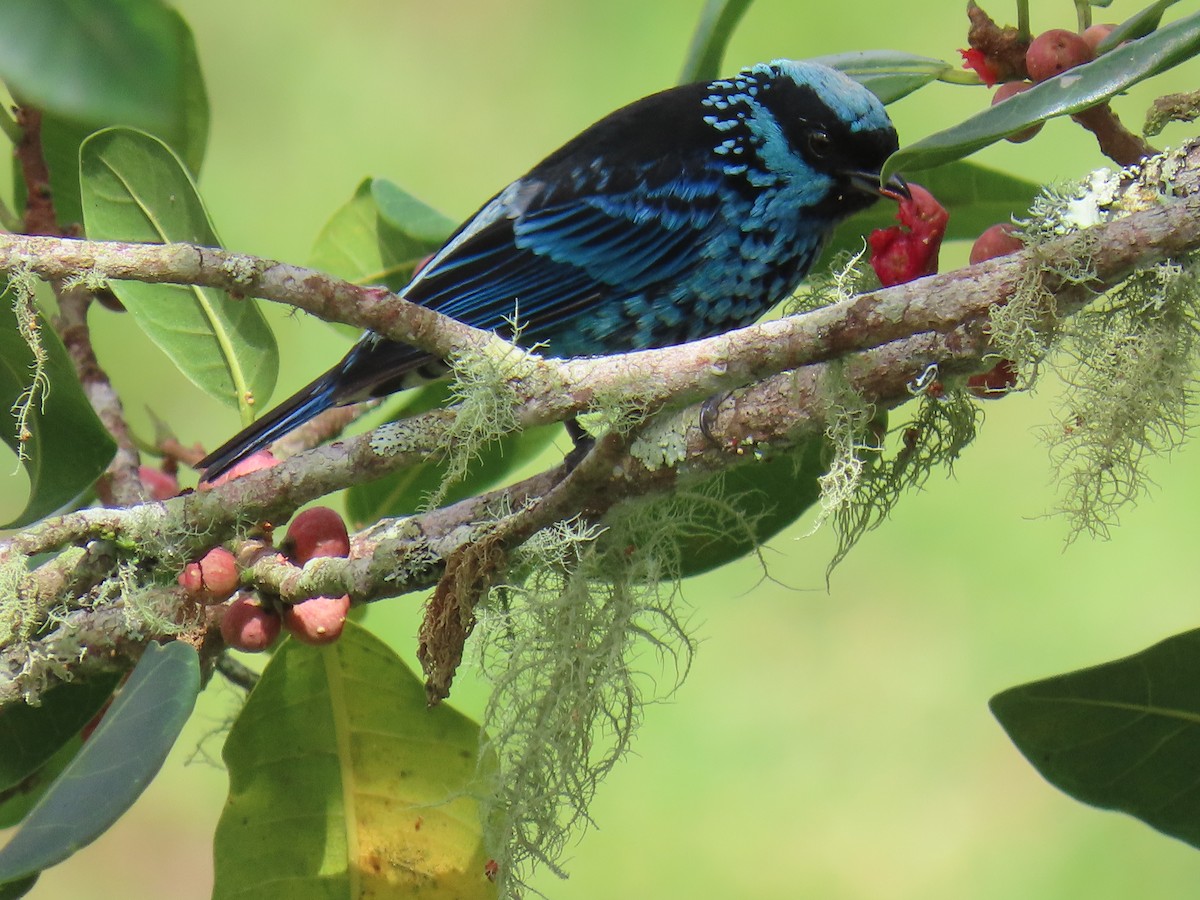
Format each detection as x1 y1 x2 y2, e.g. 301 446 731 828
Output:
283 594 350 645
1026 29 1094 83
284 507 351 564
178 547 240 604
138 465 179 500
970 223 1024 264
1082 23 1116 54
220 594 282 652
991 82 1044 143
199 449 280 488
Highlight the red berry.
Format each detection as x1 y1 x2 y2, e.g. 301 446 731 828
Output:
178 547 240 604
958 48 999 87
138 465 179 500
967 359 1020 399
970 223 1024 265
868 184 949 287
990 82 1044 143
284 506 351 564
199 449 280 488
220 594 282 652
1082 23 1116 54
283 594 350 645
1026 29 1094 83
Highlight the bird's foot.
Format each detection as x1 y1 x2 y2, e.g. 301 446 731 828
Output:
564 418 595 472
699 391 733 446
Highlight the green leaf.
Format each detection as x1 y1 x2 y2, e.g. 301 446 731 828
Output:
371 178 458 246
884 10 1200 178
311 177 453 297
611 439 824 579
1 286 117 528
0 675 119 794
816 51 958 104
0 875 37 900
0 737 82 830
1098 0 1182 52
214 623 496 899
0 0 208 171
679 0 755 84
0 641 199 883
80 128 277 421
35 114 98 233
823 160 1041 262
991 629 1200 850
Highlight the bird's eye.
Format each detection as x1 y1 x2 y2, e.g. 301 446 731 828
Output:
807 130 832 159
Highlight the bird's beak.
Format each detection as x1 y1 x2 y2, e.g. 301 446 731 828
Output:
846 170 910 202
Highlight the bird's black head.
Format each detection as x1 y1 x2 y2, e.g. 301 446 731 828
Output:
708 61 906 218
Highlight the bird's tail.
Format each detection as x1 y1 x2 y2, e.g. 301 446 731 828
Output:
197 372 341 483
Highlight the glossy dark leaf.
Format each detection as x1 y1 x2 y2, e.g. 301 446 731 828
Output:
0 875 36 900
818 51 957 104
0 641 199 883
1099 0 1182 52
991 629 1200 849
1 285 116 528
80 128 277 419
0 675 118 793
884 10 1200 178
213 624 495 899
611 438 825 579
0 738 81 830
679 0 755 83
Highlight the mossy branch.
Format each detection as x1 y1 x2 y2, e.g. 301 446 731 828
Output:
4 140 1200 705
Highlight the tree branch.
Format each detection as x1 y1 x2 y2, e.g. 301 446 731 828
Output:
3 141 1200 706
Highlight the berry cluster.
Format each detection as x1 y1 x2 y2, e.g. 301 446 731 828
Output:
953 16 1133 402
177 497 353 653
984 25 1114 145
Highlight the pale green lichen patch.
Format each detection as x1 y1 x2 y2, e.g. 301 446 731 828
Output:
427 337 547 509
61 269 110 294
476 510 692 897
804 367 980 575
0 550 35 647
628 408 689 471
218 253 266 286
1006 151 1200 539
1047 259 1199 540
367 418 430 457
786 245 873 316
8 268 48 463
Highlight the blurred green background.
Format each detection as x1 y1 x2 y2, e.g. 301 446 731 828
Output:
9 0 1200 897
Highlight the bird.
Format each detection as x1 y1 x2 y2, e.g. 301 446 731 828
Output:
198 59 907 481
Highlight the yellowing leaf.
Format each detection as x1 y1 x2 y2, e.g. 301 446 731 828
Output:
214 623 497 899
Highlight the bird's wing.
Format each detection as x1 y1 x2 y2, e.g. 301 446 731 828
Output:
403 161 725 342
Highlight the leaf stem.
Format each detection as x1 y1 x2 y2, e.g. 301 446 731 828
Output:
1075 0 1092 32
